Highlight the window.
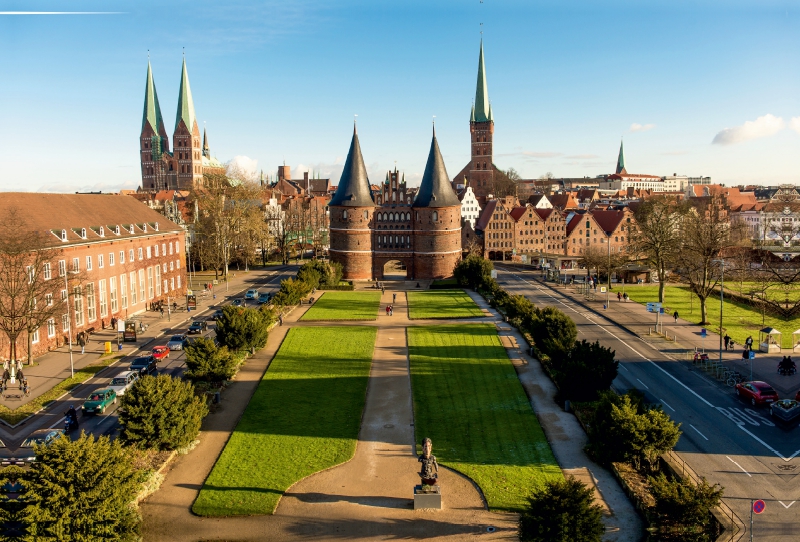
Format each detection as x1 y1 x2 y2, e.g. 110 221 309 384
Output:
168 243 173 255
45 293 53 306
81 228 87 239
342 210 348 220
119 250 125 264
163 280 168 294
155 244 159 257
147 267 154 299
73 286 84 327
120 274 128 309
85 283 96 322
44 262 51 280
30 328 39 344
155 265 161 296
432 211 439 222
61 289 68 302
130 272 137 305
138 248 143 260
61 229 67 242
177 275 181 288
175 241 180 253
170 261 174 271
129 249 135 262
99 279 108 318
170 277 175 291
110 276 118 313
62 313 70 332
138 269 145 303
162 243 166 256
146 246 151 259
162 263 167 273
109 252 115 266
176 259 180 269
72 258 79 273
47 318 56 338
98 254 104 269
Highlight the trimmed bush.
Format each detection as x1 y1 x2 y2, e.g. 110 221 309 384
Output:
184 337 238 384
519 476 605 542
453 254 493 289
271 277 312 306
215 306 272 352
119 375 208 451
649 473 723 530
551 340 618 402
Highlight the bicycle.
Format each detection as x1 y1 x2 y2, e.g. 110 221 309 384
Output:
726 372 745 387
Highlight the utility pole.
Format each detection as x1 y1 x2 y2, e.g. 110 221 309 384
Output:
63 269 74 378
713 258 725 363
606 232 611 308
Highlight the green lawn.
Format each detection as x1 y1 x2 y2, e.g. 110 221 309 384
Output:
407 290 484 319
300 291 381 321
408 324 562 512
624 285 800 348
192 326 377 516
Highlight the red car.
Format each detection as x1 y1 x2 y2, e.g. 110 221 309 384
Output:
151 346 170 362
736 381 778 406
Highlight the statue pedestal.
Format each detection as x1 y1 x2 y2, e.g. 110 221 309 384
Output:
414 485 441 510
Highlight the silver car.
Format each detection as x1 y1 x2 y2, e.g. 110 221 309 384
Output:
167 334 188 351
108 370 139 397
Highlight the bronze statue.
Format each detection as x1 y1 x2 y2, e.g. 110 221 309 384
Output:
418 437 439 486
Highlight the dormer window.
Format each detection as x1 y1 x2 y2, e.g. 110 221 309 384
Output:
61 229 67 242
80 228 87 239
142 224 147 233
130 224 135 233
99 226 105 237
154 223 159 231
115 225 120 235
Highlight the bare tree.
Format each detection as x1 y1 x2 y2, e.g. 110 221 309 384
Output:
629 196 688 302
493 168 519 199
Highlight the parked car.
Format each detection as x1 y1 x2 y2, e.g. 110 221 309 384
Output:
0 439 17 467
108 370 139 397
257 292 270 304
232 299 244 307
245 289 259 299
188 321 207 334
129 355 158 376
735 381 779 406
167 334 188 350
151 345 170 361
17 429 63 464
82 389 117 415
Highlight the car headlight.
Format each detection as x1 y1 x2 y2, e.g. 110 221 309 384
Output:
26 457 35 461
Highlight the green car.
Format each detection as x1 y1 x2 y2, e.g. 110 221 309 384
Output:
82 388 117 415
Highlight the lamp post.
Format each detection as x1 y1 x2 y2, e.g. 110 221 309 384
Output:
713 258 725 363
63 269 74 378
606 233 611 308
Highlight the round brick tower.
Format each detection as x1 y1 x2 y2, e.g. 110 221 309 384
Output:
329 125 376 280
412 129 463 279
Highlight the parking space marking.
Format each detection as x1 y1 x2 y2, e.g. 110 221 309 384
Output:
658 398 675 412
689 424 709 441
636 378 649 390
727 456 752 477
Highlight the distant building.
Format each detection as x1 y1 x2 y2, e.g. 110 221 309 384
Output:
598 142 663 192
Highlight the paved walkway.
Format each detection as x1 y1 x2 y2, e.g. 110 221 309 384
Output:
0 269 287 415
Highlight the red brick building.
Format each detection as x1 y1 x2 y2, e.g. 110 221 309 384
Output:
329 127 462 280
0 194 187 362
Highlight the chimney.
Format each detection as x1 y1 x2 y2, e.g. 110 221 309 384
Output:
303 171 309 192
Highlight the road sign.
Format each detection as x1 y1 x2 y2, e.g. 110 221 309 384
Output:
700 328 707 338
646 302 662 313
753 499 766 514
600 287 606 293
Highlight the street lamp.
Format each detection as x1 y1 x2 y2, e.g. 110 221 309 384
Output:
63 269 74 378
712 258 725 363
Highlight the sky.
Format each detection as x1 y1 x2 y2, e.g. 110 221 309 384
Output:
0 0 798 192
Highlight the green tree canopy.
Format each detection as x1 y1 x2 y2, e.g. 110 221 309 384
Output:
524 306 577 359
184 337 237 384
453 254 494 290
215 306 271 351
21 433 141 541
551 340 618 402
272 277 312 306
519 476 605 542
649 472 723 530
119 374 208 451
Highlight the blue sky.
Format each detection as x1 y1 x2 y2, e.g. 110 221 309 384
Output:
1 0 798 192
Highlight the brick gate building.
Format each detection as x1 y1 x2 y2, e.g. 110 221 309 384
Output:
329 127 462 281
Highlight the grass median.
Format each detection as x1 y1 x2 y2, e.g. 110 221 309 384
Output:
624 284 799 347
408 324 562 512
300 291 381 321
406 289 484 319
192 326 377 516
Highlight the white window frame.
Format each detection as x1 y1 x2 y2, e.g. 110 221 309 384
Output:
47 318 56 338
98 254 104 269
86 256 92 271
109 252 115 266
31 328 39 344
138 248 143 260
43 262 51 280
155 265 161 296
155 244 159 257
85 283 96 322
120 274 128 310
72 257 80 273
99 279 108 318
73 286 84 327
45 293 53 306
147 267 154 299
119 250 125 264
130 272 137 306
110 276 118 313
146 246 151 259
138 269 145 303
62 313 69 332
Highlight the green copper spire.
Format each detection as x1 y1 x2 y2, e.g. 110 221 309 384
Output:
472 39 491 123
175 58 197 132
615 140 626 174
142 61 165 134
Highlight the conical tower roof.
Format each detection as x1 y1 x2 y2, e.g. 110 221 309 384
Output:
175 58 197 132
202 126 210 157
615 140 627 174
472 39 491 123
330 126 375 207
413 129 461 208
142 61 166 135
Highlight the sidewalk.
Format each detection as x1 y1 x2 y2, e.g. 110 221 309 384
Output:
523 272 800 397
0 267 289 414
464 289 644 542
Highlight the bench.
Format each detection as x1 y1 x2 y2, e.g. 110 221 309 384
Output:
85 327 96 335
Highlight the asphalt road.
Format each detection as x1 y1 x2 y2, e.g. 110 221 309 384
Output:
495 265 800 540
1 267 296 454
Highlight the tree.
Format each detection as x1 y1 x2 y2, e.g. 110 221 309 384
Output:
524 306 577 359
493 167 520 198
21 433 141 541
264 200 290 264
551 340 618 402
649 473 723 529
119 374 208 451
0 208 72 365
518 476 605 542
579 245 628 285
680 198 747 324
184 337 237 384
271 277 312 306
214 305 272 352
453 254 494 289
629 196 688 303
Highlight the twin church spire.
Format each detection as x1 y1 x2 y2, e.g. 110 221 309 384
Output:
141 58 198 137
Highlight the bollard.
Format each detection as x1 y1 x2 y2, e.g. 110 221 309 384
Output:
214 391 221 404
564 400 570 413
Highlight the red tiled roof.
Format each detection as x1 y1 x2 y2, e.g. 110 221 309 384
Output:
475 199 498 231
566 212 584 235
591 209 626 234
548 194 579 210
509 206 527 222
533 208 554 221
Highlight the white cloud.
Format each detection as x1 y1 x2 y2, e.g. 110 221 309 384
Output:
630 123 656 132
226 155 258 182
712 114 785 145
790 117 800 134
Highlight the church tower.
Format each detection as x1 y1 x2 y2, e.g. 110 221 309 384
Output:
328 125 376 280
615 140 627 174
139 61 170 191
173 59 203 189
468 39 494 200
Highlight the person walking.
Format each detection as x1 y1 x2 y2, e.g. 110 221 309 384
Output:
617 292 622 302
673 311 679 323
623 292 628 302
389 305 393 316
745 335 753 350
278 314 283 326
723 334 730 350
78 332 86 354
392 293 396 303
385 305 390 316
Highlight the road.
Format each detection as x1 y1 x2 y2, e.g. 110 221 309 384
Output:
1 267 296 454
495 265 800 540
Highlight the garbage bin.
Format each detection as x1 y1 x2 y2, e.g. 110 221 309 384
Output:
214 391 221 404
104 341 112 354
118 343 123 351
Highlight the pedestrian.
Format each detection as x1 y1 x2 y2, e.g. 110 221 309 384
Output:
385 305 390 316
392 293 396 303
389 305 393 316
623 292 628 302
279 314 283 326
745 335 753 350
742 348 749 360
101 319 105 330
78 332 86 354
160 306 164 318
723 334 730 350
673 311 679 323
617 292 622 302
382 287 385 295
